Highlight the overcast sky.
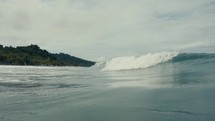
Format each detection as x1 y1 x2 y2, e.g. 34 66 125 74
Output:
0 0 215 60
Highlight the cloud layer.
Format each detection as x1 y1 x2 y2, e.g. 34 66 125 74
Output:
0 0 215 59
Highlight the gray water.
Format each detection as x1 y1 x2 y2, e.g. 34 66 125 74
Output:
0 59 215 121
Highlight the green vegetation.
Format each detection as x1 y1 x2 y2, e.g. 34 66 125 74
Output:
0 44 95 67
53 53 95 67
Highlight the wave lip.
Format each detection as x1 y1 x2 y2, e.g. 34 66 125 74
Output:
103 51 179 71
171 53 215 62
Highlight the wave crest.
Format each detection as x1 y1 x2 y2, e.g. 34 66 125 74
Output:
103 52 179 71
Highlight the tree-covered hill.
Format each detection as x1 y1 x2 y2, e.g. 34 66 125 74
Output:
0 44 95 67
53 53 95 67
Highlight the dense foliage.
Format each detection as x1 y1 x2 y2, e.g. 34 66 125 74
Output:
53 53 95 67
0 44 95 67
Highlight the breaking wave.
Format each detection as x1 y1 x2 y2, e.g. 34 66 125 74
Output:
101 52 215 71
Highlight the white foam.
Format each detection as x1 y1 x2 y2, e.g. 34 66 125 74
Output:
0 78 34 83
108 81 171 89
103 51 179 71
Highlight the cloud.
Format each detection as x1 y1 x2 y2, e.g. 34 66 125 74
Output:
0 0 215 59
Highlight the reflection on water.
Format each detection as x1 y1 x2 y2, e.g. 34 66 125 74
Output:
0 62 215 121
108 80 170 88
105 63 213 88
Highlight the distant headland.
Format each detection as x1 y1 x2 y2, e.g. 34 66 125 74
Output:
0 44 95 67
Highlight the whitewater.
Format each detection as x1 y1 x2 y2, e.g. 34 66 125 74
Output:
0 52 215 121
102 51 215 71
102 52 179 71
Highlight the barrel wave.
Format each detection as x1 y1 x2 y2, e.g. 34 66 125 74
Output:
102 52 215 71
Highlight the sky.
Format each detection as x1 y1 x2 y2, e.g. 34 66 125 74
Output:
0 0 215 60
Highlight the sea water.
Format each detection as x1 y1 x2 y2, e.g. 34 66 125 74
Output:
0 52 215 121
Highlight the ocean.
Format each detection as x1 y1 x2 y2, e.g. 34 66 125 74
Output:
0 52 215 121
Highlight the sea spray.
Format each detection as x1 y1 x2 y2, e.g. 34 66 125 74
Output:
103 51 179 71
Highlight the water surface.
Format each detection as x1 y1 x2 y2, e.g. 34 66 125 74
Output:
0 55 215 121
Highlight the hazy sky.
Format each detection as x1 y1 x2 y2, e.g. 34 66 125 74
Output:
0 0 215 60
